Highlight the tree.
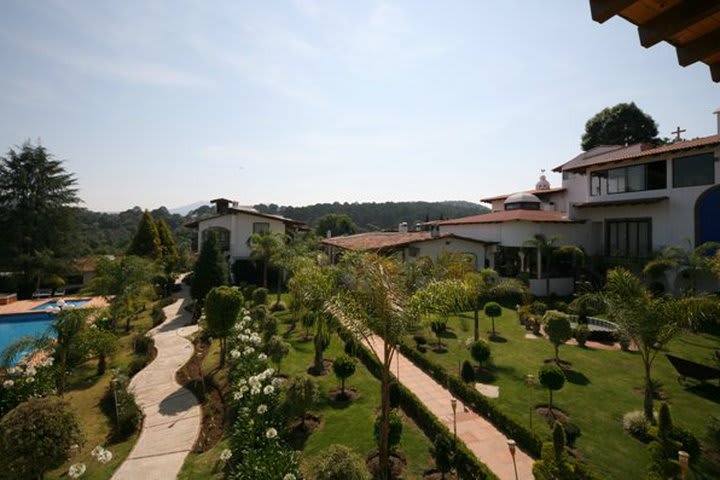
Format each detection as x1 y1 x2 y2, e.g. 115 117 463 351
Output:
127 211 162 258
470 340 491 369
191 231 227 306
315 213 357 237
461 360 475 383
85 256 155 332
332 355 356 397
523 234 561 282
484 301 502 337
642 240 720 293
543 311 573 363
431 435 455 479
285 375 319 432
539 364 565 413
581 102 659 151
265 335 290 375
331 254 418 479
84 327 118 375
156 217 179 259
0 397 84 480
204 286 243 367
532 422 573 480
307 444 371 480
248 232 283 289
463 270 527 341
374 411 403 452
430 320 447 350
0 141 80 266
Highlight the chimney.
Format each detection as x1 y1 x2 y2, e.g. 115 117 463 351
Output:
326 230 332 238
398 222 408 233
715 108 720 135
415 222 423 232
430 224 440 239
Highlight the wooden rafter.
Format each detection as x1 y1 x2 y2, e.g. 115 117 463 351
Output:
638 0 720 48
589 0 637 23
677 28 720 66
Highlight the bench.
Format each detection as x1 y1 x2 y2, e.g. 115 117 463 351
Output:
665 353 720 386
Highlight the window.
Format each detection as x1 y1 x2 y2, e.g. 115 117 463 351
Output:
202 227 230 251
253 222 270 234
590 171 606 196
673 153 715 188
602 160 666 194
606 219 651 258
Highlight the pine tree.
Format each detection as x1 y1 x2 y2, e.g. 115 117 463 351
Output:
127 211 161 258
191 231 227 305
156 218 179 259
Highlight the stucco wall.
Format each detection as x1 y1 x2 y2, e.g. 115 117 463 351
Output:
408 237 488 269
197 212 286 260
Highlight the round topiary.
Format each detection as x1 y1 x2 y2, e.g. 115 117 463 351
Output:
539 364 565 410
0 397 84 479
374 411 403 451
461 359 476 383
574 324 590 347
484 301 502 337
252 287 268 306
332 355 357 397
470 340 491 367
308 444 371 480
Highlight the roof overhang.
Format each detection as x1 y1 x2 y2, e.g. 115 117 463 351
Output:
589 0 720 82
573 196 669 209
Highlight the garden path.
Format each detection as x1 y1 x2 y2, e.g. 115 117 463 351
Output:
112 285 200 480
364 335 535 480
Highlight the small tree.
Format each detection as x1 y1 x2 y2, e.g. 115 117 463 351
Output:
470 340 491 369
127 210 162 258
156 217 179 259
85 327 118 375
314 213 357 237
332 355 356 397
309 444 370 480
191 232 227 307
539 364 565 413
430 320 447 350
0 397 84 479
265 335 290 375
484 301 502 337
581 102 660 151
431 435 454 479
374 411 403 452
285 375 319 431
252 287 268 306
461 359 475 383
543 310 573 363
204 286 244 367
533 422 572 480
647 403 680 479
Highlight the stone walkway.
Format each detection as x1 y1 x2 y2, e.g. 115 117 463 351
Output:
112 286 200 480
364 336 534 480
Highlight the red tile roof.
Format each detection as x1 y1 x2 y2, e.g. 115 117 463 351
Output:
433 209 581 226
555 135 720 173
321 232 493 251
480 187 566 203
572 196 668 209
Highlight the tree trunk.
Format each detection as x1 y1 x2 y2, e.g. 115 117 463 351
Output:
97 354 106 375
314 343 324 373
341 377 345 396
555 344 559 363
276 270 283 303
219 337 226 368
263 261 268 288
549 389 553 411
491 317 496 337
643 362 654 422
473 308 479 341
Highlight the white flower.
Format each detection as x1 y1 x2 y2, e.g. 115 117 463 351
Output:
68 463 86 478
25 376 34 384
7 367 17 375
257 404 267 414
233 391 243 401
43 356 54 367
265 427 278 439
258 353 267 361
90 324 98 330
90 445 104 459
219 448 232 461
3 380 14 388
263 385 275 395
243 346 254 356
250 386 260 396
242 315 251 322
97 449 113 464
25 367 36 377
283 474 297 480
272 377 284 388
230 349 241 359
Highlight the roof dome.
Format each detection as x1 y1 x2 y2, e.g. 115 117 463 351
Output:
505 192 541 204
535 174 551 190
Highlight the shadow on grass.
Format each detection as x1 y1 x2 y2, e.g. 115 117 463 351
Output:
686 383 720 404
488 335 507 343
475 367 497 383
564 369 591 386
439 331 457 340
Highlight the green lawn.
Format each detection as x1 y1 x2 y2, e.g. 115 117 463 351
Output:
404 307 720 479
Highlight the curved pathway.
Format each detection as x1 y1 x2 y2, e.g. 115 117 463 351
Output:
112 286 200 480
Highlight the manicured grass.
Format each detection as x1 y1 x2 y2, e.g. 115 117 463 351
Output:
404 307 720 479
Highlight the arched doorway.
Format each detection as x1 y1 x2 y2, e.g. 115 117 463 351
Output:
695 185 720 246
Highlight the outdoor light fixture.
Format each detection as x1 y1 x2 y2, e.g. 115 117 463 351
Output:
507 439 518 480
450 398 458 439
678 451 689 480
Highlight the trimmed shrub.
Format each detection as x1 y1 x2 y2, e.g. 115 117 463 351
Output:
430 321 447 347
0 397 84 480
332 355 356 396
470 340 491 368
530 301 548 316
574 324 590 347
106 374 142 440
252 287 268 306
431 434 454 477
389 381 401 409
543 310 573 362
623 411 650 440
461 360 475 383
265 335 290 375
307 444 370 480
133 335 155 356
127 356 150 377
539 364 565 410
484 301 502 337
374 410 403 451
285 375 319 429
269 300 287 312
670 426 701 466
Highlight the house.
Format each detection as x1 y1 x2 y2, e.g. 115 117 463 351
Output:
432 109 720 295
185 198 308 274
322 225 495 269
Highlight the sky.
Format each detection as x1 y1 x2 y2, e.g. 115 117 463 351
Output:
0 0 718 212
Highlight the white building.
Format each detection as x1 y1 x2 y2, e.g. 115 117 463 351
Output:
433 110 720 295
186 198 307 263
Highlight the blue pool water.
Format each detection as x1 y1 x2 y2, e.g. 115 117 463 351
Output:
32 299 91 311
0 312 55 362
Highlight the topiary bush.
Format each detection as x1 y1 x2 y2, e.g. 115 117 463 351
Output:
252 287 268 306
269 300 287 312
539 364 565 411
374 410 403 452
133 334 155 356
307 444 370 480
285 375 319 431
461 360 475 383
430 321 447 349
413 335 428 353
470 340 491 368
332 355 356 397
543 310 573 363
430 434 454 477
574 324 590 347
484 301 502 337
0 397 84 479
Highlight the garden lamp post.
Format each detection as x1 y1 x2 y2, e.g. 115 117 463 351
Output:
450 397 458 439
526 373 535 430
507 439 519 480
678 450 689 480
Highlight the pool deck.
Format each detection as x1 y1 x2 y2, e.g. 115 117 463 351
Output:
0 296 109 315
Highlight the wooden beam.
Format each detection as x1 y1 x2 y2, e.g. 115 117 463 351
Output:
639 0 720 48
711 62 720 83
589 0 637 23
676 28 720 66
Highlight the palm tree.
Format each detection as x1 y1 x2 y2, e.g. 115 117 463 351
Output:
248 232 284 289
642 240 720 293
523 234 561 280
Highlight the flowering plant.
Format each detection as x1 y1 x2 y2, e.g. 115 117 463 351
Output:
0 355 57 417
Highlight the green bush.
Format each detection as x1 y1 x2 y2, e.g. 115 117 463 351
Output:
332 355 356 397
484 301 502 336
265 335 290 375
461 360 475 383
285 375 319 429
106 373 142 440
708 415 720 450
530 301 548 316
269 300 287 312
374 411 403 452
133 334 155 356
0 397 84 479
539 364 566 410
431 434 454 476
543 310 573 362
470 340 491 367
252 287 268 306
623 411 650 440
574 324 590 347
127 355 150 377
307 444 370 480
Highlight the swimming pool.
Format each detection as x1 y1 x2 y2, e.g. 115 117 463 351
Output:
0 312 55 363
32 298 91 311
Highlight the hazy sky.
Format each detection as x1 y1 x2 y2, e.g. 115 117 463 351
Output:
0 1 717 212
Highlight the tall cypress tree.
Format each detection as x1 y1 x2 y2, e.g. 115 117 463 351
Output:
127 211 161 258
191 231 227 304
156 218 179 259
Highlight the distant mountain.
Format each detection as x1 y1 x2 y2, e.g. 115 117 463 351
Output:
169 201 209 216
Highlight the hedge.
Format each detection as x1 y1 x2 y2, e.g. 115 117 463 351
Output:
336 326 498 480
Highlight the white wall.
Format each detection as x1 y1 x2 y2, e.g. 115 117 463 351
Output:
197 212 287 260
408 237 488 269
439 222 591 249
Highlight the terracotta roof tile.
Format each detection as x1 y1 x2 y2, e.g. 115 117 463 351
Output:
321 232 493 251
433 209 581 226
